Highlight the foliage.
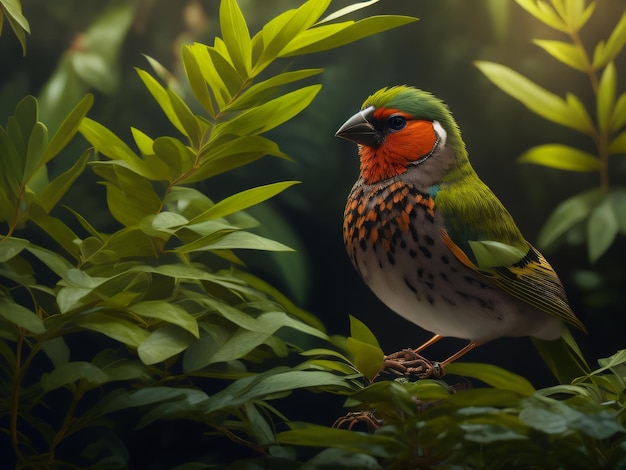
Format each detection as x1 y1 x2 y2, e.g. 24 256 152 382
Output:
280 346 626 469
0 0 29 55
1 0 624 468
0 0 416 467
475 0 626 263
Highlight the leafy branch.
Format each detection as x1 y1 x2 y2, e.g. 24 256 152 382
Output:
475 0 626 263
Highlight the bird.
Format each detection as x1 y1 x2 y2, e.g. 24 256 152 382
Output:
336 85 587 378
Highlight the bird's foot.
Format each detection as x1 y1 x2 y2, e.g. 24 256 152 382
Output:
379 349 445 379
333 410 382 432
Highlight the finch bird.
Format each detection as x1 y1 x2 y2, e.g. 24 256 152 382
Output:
337 86 587 377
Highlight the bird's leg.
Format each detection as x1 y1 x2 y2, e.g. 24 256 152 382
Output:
438 339 485 367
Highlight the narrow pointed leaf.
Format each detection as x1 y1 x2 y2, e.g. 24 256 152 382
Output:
138 325 196 365
518 144 601 171
213 85 321 138
190 181 298 223
23 122 48 185
597 62 616 132
43 94 93 164
318 0 379 24
136 67 185 136
592 10 626 68
281 16 418 57
181 45 215 117
475 61 592 133
34 148 90 214
0 301 45 334
587 196 618 263
515 0 568 32
537 189 605 249
609 130 626 155
77 313 150 348
445 362 535 396
533 40 588 71
220 0 251 75
610 92 626 132
128 301 199 337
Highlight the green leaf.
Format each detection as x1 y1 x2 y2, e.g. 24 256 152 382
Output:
29 209 81 259
587 195 618 263
445 362 535 396
176 230 293 253
474 61 593 133
592 10 626 68
203 369 353 414
33 148 90 214
609 190 626 235
278 423 404 459
609 130 626 155
188 135 289 183
0 237 29 262
79 118 154 178
41 361 107 392
348 314 381 348
0 123 23 194
222 68 322 112
518 144 601 171
533 39 587 71
468 240 527 268
152 136 195 179
345 317 384 381
515 0 568 32
252 0 331 74
42 94 93 165
597 62 616 132
280 16 418 57
22 122 48 186
128 300 199 337
189 181 298 223
167 88 203 147
345 337 383 381
77 313 150 348
136 67 186 137
537 189 604 249
25 244 74 279
1 0 30 54
181 45 215 118
92 163 162 227
0 301 45 334
206 46 243 99
40 337 70 368
317 0 380 23
213 85 321 139
101 387 208 414
610 92 626 132
220 0 251 75
138 324 196 365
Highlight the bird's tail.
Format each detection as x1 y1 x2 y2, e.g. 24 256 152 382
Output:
531 327 590 384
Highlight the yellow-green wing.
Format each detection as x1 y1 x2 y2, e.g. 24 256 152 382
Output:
442 230 586 333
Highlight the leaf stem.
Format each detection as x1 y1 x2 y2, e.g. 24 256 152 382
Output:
10 331 24 462
568 29 608 190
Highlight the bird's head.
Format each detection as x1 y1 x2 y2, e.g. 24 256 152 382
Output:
336 86 468 185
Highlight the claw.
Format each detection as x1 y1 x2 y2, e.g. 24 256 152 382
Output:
376 349 445 380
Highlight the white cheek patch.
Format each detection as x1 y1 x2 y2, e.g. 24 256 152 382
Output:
432 120 447 148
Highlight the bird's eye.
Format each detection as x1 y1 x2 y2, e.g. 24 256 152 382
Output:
388 115 406 131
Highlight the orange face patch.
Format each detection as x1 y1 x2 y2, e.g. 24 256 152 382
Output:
359 109 439 184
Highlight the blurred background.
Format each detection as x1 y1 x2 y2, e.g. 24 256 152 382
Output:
1 0 624 387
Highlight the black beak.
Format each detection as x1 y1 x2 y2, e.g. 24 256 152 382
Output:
335 106 380 147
